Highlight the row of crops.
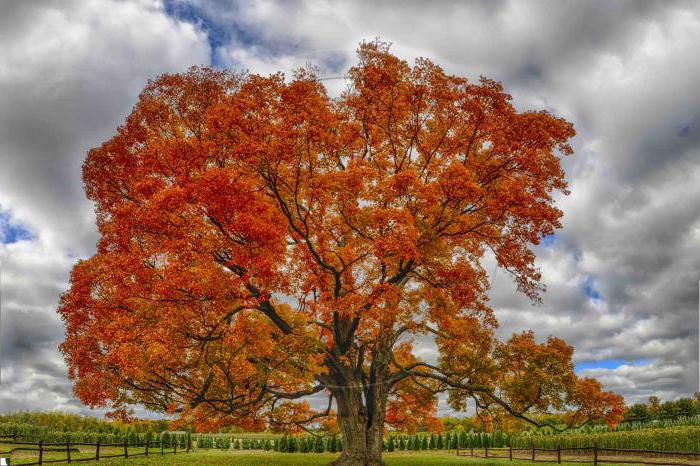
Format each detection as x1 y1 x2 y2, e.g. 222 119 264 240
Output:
0 412 167 434
615 416 700 431
195 436 273 450
186 426 700 454
511 426 700 453
4 421 700 454
0 422 187 446
194 430 510 453
195 435 335 453
521 416 700 436
383 431 509 451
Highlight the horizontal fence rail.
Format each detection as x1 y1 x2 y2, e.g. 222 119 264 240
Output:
0 433 191 465
6 433 700 465
457 444 700 466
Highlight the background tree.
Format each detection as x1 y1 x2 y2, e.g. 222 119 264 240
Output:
674 398 697 418
624 403 652 423
648 396 661 416
60 41 624 466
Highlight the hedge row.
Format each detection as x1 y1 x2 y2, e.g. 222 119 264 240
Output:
0 423 187 447
195 430 509 453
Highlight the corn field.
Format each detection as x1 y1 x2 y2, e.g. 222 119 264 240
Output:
511 426 700 452
520 416 700 437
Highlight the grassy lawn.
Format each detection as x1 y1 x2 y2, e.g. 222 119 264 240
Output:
1 444 656 465
0 443 162 465
36 449 641 465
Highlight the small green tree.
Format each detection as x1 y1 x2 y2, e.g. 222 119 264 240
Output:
676 398 697 418
659 401 679 420
314 436 325 453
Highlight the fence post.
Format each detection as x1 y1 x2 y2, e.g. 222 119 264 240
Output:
557 444 561 464
532 445 535 461
124 440 128 459
509 445 512 461
67 440 72 463
146 438 150 456
187 431 191 453
456 442 459 456
471 446 474 456
593 443 598 466
96 440 100 461
161 436 164 455
485 446 488 459
174 438 178 455
38 440 43 465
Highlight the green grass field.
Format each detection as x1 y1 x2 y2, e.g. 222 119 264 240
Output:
1 448 652 466
2 442 674 466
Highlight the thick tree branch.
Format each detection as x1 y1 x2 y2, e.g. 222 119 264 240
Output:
394 368 567 431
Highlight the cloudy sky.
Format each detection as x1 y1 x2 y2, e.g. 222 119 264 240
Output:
1 0 699 416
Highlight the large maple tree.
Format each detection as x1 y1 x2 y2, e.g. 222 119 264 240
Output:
60 42 623 465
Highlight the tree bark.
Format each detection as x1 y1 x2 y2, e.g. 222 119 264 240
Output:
329 383 387 466
327 343 391 466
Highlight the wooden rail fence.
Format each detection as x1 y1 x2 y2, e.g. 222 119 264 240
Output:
0 434 191 465
456 444 700 466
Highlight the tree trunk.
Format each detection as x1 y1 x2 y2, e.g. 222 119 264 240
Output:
330 383 386 466
327 343 392 466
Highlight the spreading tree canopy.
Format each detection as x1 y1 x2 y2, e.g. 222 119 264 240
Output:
60 41 624 465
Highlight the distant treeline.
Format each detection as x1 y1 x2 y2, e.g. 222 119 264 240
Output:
0 412 169 434
623 396 699 423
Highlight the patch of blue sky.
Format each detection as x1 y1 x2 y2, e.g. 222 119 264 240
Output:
575 359 651 374
540 233 556 247
162 1 344 73
163 0 232 67
163 1 307 69
582 275 602 301
0 210 34 244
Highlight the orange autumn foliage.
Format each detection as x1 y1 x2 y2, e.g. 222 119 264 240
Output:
566 377 625 429
60 41 622 443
